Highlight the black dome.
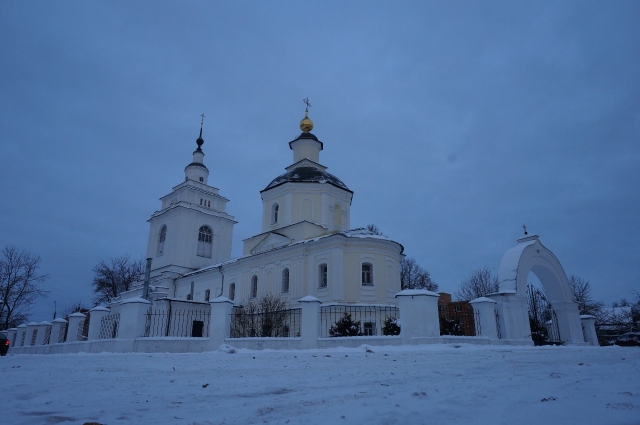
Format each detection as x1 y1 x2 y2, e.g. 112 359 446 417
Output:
262 167 351 193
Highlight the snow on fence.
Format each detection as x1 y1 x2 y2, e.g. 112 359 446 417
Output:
438 308 481 336
319 304 400 338
230 307 301 338
144 308 211 338
99 313 120 339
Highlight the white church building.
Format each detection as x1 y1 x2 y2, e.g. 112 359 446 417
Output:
5 107 600 355
125 108 404 307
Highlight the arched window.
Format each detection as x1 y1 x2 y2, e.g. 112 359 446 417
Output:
362 263 373 286
197 226 213 258
301 198 312 221
319 264 328 288
229 283 236 301
157 225 167 257
251 275 258 298
272 203 279 224
282 268 290 293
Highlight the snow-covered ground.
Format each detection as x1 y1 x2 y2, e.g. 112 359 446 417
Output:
2 344 639 425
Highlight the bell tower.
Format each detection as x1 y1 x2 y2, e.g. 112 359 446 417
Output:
146 117 236 275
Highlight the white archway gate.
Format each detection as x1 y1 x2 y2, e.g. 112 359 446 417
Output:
488 234 585 344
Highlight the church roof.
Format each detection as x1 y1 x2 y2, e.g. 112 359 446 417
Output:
262 166 352 193
288 132 323 149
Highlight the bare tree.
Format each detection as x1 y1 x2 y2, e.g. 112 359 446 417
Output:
455 267 498 301
61 301 90 318
400 257 438 291
92 254 144 305
568 275 604 320
366 224 385 236
231 293 289 337
0 246 49 329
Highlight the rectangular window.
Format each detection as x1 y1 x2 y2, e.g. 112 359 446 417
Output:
362 263 373 286
205 289 210 302
229 283 236 301
282 268 290 293
319 263 328 288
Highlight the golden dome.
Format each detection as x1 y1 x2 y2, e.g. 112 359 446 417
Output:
300 111 314 132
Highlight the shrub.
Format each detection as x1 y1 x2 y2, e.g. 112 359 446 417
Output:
382 316 401 336
329 312 362 337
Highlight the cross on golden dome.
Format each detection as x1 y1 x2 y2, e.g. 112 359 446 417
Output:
300 98 314 132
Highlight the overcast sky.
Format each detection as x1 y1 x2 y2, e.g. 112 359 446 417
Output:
1 1 638 322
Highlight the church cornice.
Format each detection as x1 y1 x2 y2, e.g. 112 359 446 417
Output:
166 180 227 199
148 201 237 223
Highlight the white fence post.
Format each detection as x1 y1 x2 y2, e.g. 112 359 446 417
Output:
470 297 499 340
299 296 321 349
396 289 440 344
50 318 68 343
25 322 39 346
209 297 234 349
88 306 110 341
16 324 27 347
66 313 86 343
580 315 599 346
117 298 151 339
35 321 52 345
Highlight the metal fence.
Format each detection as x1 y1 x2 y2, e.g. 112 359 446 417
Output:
144 308 211 337
527 284 561 345
30 329 38 346
99 313 120 339
42 326 51 345
58 322 68 343
230 307 301 338
319 304 400 338
77 317 90 342
495 309 502 339
439 308 481 336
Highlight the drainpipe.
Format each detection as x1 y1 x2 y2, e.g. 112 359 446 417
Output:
142 258 152 300
217 265 225 297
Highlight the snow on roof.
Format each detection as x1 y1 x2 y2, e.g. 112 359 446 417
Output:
298 295 321 303
496 237 538 293
262 166 351 193
470 297 496 304
396 289 440 297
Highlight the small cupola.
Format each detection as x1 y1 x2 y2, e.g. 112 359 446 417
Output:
289 99 323 164
185 116 210 184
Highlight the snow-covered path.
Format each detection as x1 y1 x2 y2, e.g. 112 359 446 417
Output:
2 344 639 425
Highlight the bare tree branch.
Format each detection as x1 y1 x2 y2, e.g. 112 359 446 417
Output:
400 257 438 291
568 275 605 320
454 267 498 301
0 246 49 329
92 254 144 305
